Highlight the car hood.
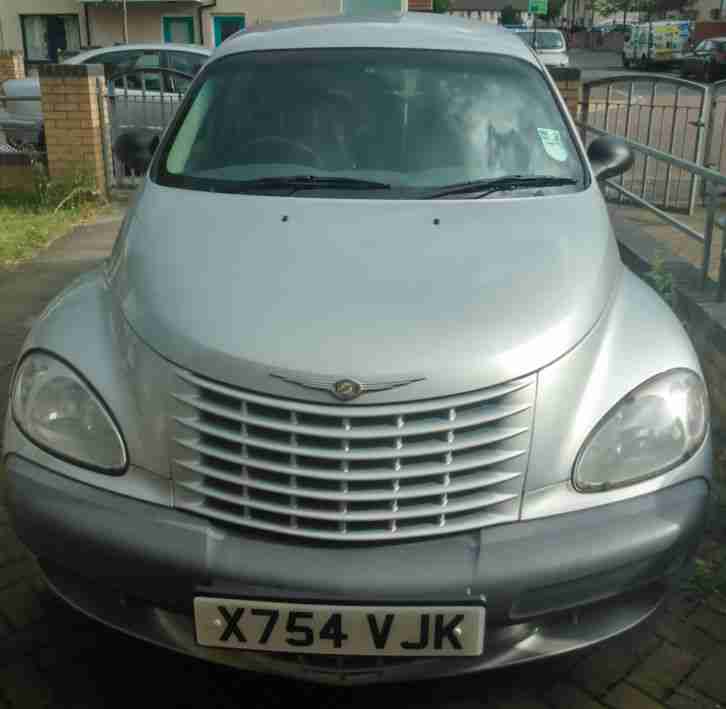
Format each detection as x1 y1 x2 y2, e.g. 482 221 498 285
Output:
110 181 620 402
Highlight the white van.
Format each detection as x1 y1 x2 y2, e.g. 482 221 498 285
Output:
623 20 692 68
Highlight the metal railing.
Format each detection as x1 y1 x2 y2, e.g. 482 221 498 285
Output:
577 118 726 298
580 74 709 215
704 79 726 176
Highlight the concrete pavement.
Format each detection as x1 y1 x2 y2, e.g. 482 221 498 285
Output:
0 213 724 708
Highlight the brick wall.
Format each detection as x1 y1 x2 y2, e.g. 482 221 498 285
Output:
550 67 581 120
38 64 109 197
0 51 25 84
693 21 726 43
409 0 434 9
0 151 34 193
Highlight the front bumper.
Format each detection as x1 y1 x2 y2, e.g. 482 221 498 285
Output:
6 454 711 685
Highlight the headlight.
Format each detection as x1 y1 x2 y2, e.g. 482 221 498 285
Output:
11 351 127 473
573 369 708 492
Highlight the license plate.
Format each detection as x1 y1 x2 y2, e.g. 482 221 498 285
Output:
194 598 485 657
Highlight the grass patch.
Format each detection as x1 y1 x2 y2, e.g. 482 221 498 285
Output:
0 167 108 265
644 251 674 306
0 198 101 264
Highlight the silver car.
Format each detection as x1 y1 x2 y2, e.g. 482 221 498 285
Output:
3 13 712 686
517 29 570 67
0 43 210 148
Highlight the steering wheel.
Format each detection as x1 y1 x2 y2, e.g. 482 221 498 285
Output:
237 136 321 167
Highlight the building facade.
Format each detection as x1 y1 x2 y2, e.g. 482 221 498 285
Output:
692 0 725 21
2 0 431 66
449 0 534 27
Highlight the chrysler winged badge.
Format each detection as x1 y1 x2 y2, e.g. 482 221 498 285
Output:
270 372 425 401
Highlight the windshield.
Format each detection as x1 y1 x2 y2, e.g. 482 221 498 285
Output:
518 32 566 50
157 48 584 197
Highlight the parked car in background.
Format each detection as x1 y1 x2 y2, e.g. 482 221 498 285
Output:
4 12 712 687
0 43 210 149
517 29 570 67
590 23 610 34
679 37 726 82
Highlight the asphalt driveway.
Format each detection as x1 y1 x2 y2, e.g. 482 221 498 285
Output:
0 214 724 709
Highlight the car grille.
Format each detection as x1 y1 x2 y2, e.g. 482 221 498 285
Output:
170 370 536 542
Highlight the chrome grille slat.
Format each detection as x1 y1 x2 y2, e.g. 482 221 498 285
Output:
175 437 528 481
176 480 519 522
175 459 522 501
174 416 529 460
175 499 516 542
171 393 532 438
170 370 536 542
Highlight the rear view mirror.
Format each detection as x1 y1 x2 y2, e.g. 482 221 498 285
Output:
113 128 161 174
587 136 634 181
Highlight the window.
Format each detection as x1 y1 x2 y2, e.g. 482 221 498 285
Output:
163 17 195 44
213 16 245 46
87 50 162 92
159 49 584 198
20 15 81 63
165 51 208 93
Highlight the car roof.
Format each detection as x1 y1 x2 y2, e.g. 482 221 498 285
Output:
66 43 211 64
212 13 538 65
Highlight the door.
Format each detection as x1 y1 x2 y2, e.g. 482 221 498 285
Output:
163 16 195 44
213 16 245 46
46 16 67 63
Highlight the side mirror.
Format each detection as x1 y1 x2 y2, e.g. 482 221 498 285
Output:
587 135 634 181
113 128 161 174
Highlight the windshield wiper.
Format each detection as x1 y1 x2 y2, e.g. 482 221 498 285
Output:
429 175 578 199
232 175 391 193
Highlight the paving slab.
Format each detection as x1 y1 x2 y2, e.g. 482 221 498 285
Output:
605 682 670 709
629 642 700 699
543 682 608 709
570 628 662 696
667 685 725 708
689 605 726 643
687 649 726 704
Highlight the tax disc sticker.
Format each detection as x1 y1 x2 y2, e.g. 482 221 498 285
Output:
537 128 568 162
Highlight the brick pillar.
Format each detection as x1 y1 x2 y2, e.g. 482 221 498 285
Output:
550 67 582 121
38 63 109 197
0 51 25 84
